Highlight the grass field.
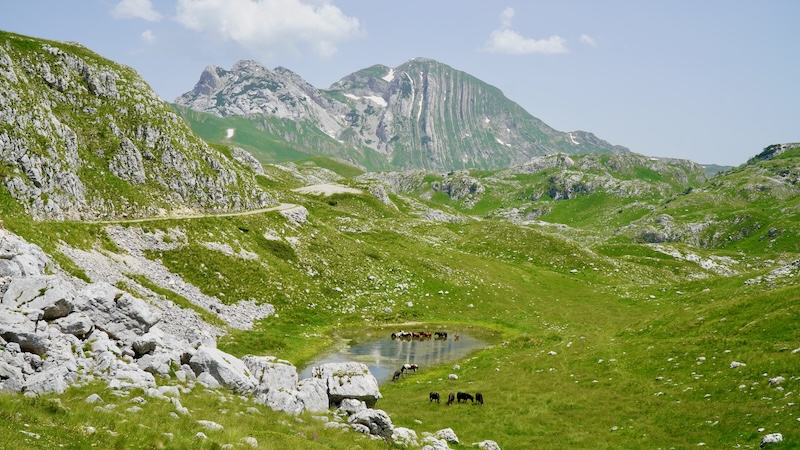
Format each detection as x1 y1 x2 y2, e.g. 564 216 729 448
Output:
2 152 799 449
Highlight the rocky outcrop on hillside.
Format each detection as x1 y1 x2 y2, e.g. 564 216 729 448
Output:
0 32 273 220
176 58 629 172
0 229 482 446
0 227 378 412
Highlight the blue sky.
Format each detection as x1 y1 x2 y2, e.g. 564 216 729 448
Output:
2 1 798 166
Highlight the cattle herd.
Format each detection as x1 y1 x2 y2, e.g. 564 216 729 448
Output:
430 391 484 405
390 330 479 405
390 330 461 341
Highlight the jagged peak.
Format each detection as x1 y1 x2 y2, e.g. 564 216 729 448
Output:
231 59 270 74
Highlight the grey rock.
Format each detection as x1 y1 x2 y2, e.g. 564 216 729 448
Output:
196 372 222 389
76 282 160 344
280 205 309 225
189 346 255 393
474 440 502 450
434 428 459 444
85 393 103 403
761 433 783 447
338 398 367 415
768 376 785 386
296 376 329 412
197 420 223 432
2 276 76 320
422 436 451 450
311 362 382 408
1 331 49 356
240 437 258 448
230 147 264 175
392 427 419 448
52 313 94 338
347 408 393 439
261 388 303 415
242 355 297 394
24 365 69 393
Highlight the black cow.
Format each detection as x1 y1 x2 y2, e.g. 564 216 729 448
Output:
476 392 484 405
434 331 448 339
457 392 474 403
447 393 455 405
429 392 440 403
392 370 402 381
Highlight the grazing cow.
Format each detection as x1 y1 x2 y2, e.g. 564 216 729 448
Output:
457 392 474 403
429 392 440 403
402 363 418 373
392 370 402 381
434 331 448 339
476 392 484 405
447 393 455 405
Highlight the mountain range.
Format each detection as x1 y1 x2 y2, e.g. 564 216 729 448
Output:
174 58 629 172
0 29 798 450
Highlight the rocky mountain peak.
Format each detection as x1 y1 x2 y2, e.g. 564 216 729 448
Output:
191 65 226 96
176 56 630 171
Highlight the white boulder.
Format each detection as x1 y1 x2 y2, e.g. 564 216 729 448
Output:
347 408 393 439
189 346 256 393
312 362 382 408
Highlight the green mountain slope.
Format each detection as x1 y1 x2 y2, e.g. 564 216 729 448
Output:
621 143 800 252
0 31 272 221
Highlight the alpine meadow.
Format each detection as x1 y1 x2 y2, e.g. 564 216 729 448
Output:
0 29 798 450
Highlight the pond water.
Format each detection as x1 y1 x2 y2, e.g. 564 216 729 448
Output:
299 331 488 385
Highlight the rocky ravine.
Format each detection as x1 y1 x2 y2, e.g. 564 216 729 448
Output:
0 228 500 449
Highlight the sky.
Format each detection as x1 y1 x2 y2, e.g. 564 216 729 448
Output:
1 1 798 166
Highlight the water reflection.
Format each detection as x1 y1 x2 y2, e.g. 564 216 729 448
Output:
299 332 486 384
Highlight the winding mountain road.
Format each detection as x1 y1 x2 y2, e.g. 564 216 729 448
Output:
91 203 298 224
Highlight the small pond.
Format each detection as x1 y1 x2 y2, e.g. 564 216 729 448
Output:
299 329 488 385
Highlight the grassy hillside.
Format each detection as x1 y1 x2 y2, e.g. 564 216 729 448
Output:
3 149 798 449
170 104 392 172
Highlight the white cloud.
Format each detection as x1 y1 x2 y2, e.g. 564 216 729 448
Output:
175 0 364 58
141 30 157 45
499 7 515 28
580 34 598 47
111 0 162 22
481 7 568 55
